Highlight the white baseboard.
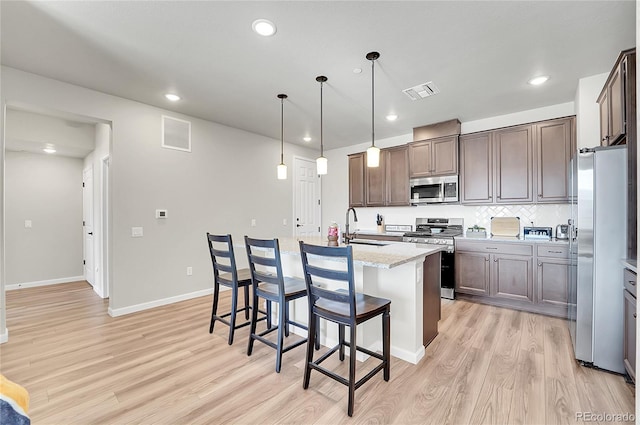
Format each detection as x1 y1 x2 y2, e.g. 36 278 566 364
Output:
108 288 213 317
0 328 8 344
6 276 85 291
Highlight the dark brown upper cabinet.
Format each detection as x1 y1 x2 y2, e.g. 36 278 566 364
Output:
598 49 635 146
409 135 458 178
494 124 534 204
385 145 410 206
460 117 575 205
348 153 365 207
348 146 409 207
536 117 575 203
459 132 493 204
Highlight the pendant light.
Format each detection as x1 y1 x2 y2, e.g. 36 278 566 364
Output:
277 94 288 180
366 51 381 168
316 75 328 175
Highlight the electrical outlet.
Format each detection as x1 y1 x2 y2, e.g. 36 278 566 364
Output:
282 218 287 226
187 267 193 276
131 227 143 237
24 220 32 228
251 219 256 227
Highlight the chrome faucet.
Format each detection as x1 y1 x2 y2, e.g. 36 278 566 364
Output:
344 207 358 244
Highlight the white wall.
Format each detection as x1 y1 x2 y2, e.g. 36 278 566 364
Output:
322 102 577 236
1 66 318 319
5 151 84 285
575 73 609 149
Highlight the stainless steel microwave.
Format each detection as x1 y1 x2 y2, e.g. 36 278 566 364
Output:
410 175 459 204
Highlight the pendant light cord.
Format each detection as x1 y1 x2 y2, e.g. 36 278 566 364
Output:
371 57 375 148
320 80 324 157
280 97 284 163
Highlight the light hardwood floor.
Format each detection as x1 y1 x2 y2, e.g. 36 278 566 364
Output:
0 281 635 424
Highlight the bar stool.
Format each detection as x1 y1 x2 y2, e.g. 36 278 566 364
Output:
244 236 309 373
206 233 256 345
298 241 391 417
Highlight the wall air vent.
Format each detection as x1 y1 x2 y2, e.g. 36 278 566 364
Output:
402 81 440 101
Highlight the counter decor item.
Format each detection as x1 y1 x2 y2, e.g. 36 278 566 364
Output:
523 226 552 240
328 222 339 246
376 214 384 233
465 225 487 238
490 216 520 238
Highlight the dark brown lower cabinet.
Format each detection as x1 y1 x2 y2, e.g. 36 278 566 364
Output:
623 268 636 382
423 252 441 347
455 240 569 317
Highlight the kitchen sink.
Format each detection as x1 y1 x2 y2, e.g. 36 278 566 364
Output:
347 239 390 246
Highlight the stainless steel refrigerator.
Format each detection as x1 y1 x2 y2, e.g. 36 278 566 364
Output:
568 145 627 373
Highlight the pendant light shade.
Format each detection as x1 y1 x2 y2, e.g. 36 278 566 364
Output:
316 75 328 175
366 51 380 168
277 94 288 180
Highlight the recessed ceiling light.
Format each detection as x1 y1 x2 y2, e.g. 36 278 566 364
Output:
386 114 398 121
165 93 181 101
43 148 56 154
528 75 549 86
252 19 276 36
303 136 312 142
353 68 362 74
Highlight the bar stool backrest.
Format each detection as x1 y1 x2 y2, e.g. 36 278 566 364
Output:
298 242 357 320
244 236 285 293
207 233 239 285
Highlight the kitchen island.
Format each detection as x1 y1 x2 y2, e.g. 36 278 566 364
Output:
271 237 445 365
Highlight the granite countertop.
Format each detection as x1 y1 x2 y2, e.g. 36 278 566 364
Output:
455 235 570 244
622 259 637 273
276 236 445 269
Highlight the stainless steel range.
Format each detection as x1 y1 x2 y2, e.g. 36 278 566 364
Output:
403 218 463 299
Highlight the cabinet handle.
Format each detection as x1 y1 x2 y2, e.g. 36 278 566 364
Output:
629 280 636 286
486 247 498 250
538 262 542 266
485 258 489 262
494 259 498 262
634 312 637 319
548 251 563 254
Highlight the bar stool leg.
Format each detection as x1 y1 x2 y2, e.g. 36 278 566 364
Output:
228 286 238 345
303 312 316 389
209 282 220 334
275 298 286 373
383 309 390 381
284 303 290 337
247 291 259 356
339 324 346 361
243 285 250 320
347 325 357 417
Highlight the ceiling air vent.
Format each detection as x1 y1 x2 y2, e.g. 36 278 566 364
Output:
402 81 440 101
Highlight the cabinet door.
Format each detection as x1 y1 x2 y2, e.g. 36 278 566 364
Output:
348 153 365 207
460 132 493 204
455 251 490 295
408 140 432 178
598 89 610 146
365 152 386 206
385 146 410 206
609 58 626 145
536 258 569 315
494 125 534 203
536 117 573 203
491 254 533 303
623 289 636 382
431 136 459 176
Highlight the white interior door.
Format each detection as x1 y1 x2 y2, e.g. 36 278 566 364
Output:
294 157 321 237
83 166 94 286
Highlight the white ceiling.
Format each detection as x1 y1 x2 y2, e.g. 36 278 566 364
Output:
1 1 635 150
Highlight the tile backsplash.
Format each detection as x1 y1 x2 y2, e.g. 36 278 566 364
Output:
349 204 570 234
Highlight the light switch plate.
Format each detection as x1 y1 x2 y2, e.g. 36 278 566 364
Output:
132 227 143 237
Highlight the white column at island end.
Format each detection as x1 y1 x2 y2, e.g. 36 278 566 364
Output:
274 237 444 365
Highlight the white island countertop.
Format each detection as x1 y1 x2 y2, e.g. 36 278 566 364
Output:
276 237 445 269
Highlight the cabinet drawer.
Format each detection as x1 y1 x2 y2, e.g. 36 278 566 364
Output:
536 244 569 258
624 268 637 298
456 241 533 256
